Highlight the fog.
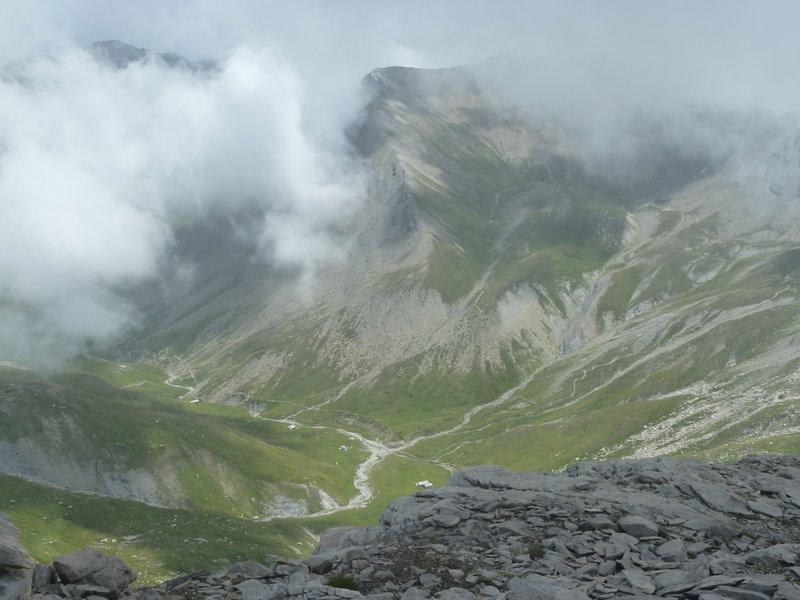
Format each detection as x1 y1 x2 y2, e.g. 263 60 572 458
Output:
1 0 798 369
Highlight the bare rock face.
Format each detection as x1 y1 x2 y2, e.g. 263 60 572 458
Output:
0 513 33 600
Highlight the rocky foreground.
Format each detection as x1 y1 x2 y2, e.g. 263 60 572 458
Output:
4 455 800 599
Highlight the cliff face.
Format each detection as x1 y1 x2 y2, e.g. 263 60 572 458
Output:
6 455 800 599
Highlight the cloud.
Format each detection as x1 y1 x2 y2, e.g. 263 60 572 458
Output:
2 0 800 368
0 42 365 369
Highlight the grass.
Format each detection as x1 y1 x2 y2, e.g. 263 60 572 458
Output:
0 472 315 584
0 365 367 516
331 359 520 441
596 265 645 322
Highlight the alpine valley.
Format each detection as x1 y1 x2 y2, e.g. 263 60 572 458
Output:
2 42 800 582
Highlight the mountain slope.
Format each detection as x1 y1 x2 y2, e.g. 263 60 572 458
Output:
2 60 800 562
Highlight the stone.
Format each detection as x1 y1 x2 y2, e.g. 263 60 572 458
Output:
617 516 658 539
52 549 136 600
31 564 58 594
774 581 800 600
226 560 273 580
690 484 751 516
747 500 784 518
657 575 700 596
745 544 798 568
507 576 591 600
597 561 616 576
584 517 617 532
307 555 334 575
427 514 461 529
694 575 749 590
436 587 475 599
711 586 771 600
0 513 34 600
52 549 107 583
622 568 656 594
418 573 441 590
655 539 687 562
235 579 283 600
401 587 429 599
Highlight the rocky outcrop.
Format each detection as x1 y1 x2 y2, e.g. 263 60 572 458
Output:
18 455 800 599
0 513 33 600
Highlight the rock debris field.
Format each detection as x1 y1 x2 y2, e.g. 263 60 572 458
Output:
4 455 800 599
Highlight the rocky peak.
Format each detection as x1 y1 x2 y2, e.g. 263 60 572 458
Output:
89 40 149 68
89 40 217 72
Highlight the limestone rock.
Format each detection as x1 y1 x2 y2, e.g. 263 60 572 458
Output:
0 513 33 600
617 516 658 538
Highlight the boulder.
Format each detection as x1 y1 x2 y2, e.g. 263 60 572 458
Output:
52 548 135 599
617 516 658 538
0 513 33 600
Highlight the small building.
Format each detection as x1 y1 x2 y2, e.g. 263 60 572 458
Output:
287 424 297 431
415 480 433 488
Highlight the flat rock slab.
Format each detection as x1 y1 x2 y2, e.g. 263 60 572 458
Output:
691 483 751 516
617 516 658 538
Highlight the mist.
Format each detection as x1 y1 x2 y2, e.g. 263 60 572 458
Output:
1 0 798 369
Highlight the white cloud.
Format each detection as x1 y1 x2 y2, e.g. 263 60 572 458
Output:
0 43 365 368
2 0 800 368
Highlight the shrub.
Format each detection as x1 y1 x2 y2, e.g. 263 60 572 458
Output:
528 542 545 559
327 574 359 591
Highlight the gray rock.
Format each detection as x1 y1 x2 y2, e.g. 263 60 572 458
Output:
597 561 616 576
307 555 334 575
741 574 784 596
490 519 532 538
226 560 272 580
235 579 283 600
427 514 461 529
436 588 475 599
747 500 784 518
584 517 617 532
0 513 33 600
52 549 136 599
0 515 33 571
507 576 590 600
418 573 441 590
52 549 107 583
745 544 798 568
617 516 658 539
401 587 430 599
622 568 656 594
774 581 800 599
31 564 57 594
608 532 640 548
694 575 749 590
691 484 751 516
70 584 112 598
655 538 687 562
653 570 698 595
712 586 771 600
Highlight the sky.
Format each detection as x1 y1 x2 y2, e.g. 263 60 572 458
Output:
1 0 799 369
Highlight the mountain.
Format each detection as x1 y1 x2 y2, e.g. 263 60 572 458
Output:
89 40 218 71
2 54 800 579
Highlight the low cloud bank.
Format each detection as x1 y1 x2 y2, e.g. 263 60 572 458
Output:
0 44 366 369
